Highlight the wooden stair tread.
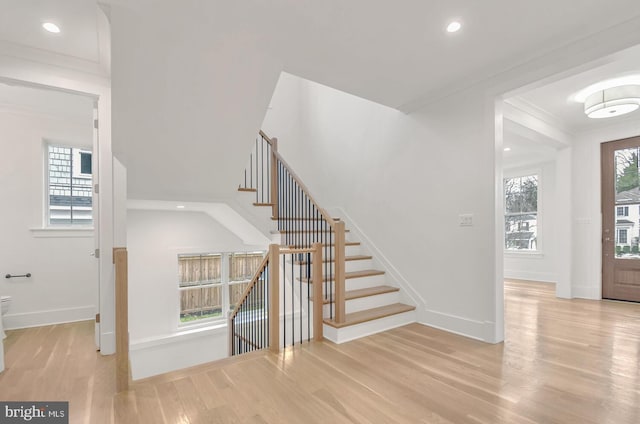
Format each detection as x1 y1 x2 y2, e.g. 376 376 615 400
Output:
237 187 257 192
300 269 385 283
253 202 275 207
295 255 373 265
311 285 399 304
324 303 416 328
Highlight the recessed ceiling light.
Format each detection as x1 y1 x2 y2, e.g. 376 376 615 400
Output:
42 22 61 33
504 147 511 152
176 205 185 209
446 21 462 33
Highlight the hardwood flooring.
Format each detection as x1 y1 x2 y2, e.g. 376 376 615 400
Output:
1 280 640 423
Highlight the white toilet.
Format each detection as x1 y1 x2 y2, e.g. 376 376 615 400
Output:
1 296 11 339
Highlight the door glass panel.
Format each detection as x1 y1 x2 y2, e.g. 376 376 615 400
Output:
614 147 640 258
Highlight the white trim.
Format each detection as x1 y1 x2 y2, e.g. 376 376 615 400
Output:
131 324 227 350
130 326 228 380
573 285 601 300
504 270 557 283
503 251 544 258
421 307 495 342
30 227 93 238
3 305 95 330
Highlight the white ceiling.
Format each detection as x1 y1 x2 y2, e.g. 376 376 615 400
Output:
3 0 640 200
0 0 101 63
511 43 640 135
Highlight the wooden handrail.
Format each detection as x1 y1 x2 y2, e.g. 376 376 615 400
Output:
259 130 274 146
228 253 270 321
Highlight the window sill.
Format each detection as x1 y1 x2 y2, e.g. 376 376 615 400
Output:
504 250 544 258
30 227 94 238
178 316 227 330
131 323 227 351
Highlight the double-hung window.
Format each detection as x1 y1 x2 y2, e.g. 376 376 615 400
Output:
178 251 265 325
504 174 539 251
47 144 93 226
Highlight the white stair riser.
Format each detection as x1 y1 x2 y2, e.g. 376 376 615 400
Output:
346 274 386 291
302 259 375 276
305 274 386 292
346 291 400 314
320 291 400 315
323 310 417 344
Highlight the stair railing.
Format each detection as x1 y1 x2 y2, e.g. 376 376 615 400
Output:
239 131 346 324
229 243 324 355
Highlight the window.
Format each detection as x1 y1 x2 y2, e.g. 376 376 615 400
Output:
618 229 628 244
504 174 538 251
178 251 265 324
617 206 629 216
47 144 93 226
228 252 265 312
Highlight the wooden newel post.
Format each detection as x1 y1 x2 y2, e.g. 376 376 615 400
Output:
334 221 346 324
270 137 278 220
312 242 324 341
113 247 129 393
268 244 280 352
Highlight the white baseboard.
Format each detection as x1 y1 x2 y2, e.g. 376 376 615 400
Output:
572 285 600 300
504 270 557 283
3 305 95 330
130 325 228 380
420 307 495 343
100 331 116 355
323 310 416 344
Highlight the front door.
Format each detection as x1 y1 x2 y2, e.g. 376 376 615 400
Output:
602 135 640 302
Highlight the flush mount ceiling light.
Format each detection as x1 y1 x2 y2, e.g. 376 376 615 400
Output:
42 22 61 33
176 205 185 209
504 147 511 152
446 21 462 33
584 85 640 119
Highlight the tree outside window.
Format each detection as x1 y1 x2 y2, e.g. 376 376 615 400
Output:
504 175 538 251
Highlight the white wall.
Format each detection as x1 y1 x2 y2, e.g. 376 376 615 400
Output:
0 104 97 329
127 209 267 378
571 120 640 299
503 160 558 283
264 73 498 341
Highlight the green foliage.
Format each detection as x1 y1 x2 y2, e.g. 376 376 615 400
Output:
632 245 639 254
616 245 623 255
623 245 631 253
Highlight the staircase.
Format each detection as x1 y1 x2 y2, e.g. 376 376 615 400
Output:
234 131 415 345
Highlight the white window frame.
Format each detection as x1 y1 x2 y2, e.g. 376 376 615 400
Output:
44 141 94 228
617 206 629 217
177 250 265 329
504 167 542 256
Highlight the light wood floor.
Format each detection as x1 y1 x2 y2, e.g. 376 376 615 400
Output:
2 280 640 423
